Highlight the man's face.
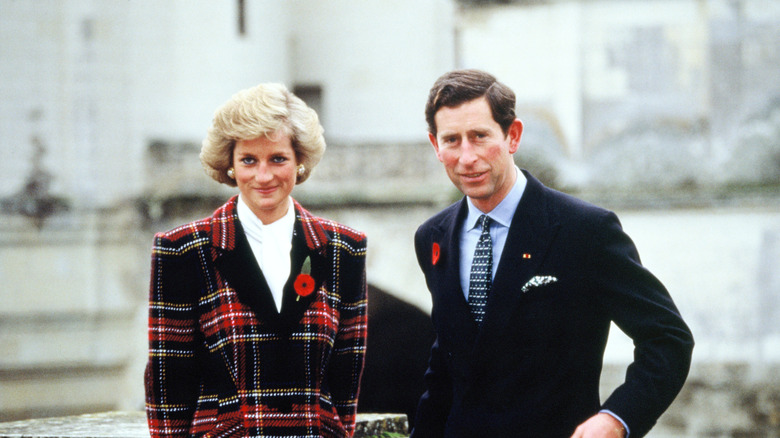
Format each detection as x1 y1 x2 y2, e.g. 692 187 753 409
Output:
430 96 523 213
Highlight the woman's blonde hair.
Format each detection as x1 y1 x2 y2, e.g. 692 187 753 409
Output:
200 83 326 186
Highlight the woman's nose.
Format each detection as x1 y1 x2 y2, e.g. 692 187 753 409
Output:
254 164 273 182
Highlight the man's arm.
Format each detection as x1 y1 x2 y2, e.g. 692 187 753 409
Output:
409 227 453 438
409 336 453 438
589 210 694 437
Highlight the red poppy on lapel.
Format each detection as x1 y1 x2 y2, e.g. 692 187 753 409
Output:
295 255 315 299
432 242 441 265
295 274 315 297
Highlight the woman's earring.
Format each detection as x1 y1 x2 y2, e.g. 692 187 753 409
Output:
227 168 235 179
297 165 305 176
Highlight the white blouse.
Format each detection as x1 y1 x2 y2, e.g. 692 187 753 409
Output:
236 195 295 313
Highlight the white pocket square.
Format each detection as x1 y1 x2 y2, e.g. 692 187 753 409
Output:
521 275 558 293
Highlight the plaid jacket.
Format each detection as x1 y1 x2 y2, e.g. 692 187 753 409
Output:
144 196 368 438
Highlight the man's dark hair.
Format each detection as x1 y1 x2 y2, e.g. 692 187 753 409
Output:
425 69 517 136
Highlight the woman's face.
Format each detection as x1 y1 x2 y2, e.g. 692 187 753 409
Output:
233 133 298 224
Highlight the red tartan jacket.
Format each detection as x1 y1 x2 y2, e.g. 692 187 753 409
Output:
144 196 368 438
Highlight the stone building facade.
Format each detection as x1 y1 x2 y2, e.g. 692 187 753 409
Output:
1 0 779 434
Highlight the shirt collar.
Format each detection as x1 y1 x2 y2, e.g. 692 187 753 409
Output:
465 166 527 230
236 195 295 244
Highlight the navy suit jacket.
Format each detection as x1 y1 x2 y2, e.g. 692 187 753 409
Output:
410 171 693 438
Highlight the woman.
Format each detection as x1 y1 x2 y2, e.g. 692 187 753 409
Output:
144 84 368 438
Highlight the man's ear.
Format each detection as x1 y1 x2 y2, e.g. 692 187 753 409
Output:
507 119 523 154
428 132 443 161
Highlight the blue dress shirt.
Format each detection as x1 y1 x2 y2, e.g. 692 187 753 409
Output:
459 166 526 299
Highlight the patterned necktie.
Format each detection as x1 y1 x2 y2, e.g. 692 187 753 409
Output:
468 215 493 326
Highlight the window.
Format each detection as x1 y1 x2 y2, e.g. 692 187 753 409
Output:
237 0 246 36
293 84 324 123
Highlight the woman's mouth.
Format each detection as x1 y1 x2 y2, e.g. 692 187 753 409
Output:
254 186 277 195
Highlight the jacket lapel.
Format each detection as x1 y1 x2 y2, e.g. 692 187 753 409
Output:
431 200 480 349
477 172 560 340
277 218 327 331
210 198 280 325
210 197 330 334
278 200 331 331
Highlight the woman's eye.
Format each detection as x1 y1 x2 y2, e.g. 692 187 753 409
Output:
271 155 289 164
240 157 256 165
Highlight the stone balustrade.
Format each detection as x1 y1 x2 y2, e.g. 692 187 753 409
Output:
0 411 409 438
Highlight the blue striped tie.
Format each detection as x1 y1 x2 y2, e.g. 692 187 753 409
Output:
468 215 492 326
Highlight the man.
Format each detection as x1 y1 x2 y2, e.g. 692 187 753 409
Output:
410 69 693 438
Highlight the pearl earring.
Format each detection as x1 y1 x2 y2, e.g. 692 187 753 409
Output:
297 165 305 176
227 168 235 179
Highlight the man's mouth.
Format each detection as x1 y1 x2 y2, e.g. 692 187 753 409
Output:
460 171 487 182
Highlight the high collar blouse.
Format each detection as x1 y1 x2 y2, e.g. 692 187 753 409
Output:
236 195 295 312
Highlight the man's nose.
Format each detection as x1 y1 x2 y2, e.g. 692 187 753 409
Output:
459 141 478 165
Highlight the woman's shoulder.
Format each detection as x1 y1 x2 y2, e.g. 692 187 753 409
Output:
156 216 213 240
294 201 366 250
154 197 238 250
319 217 366 243
152 217 214 256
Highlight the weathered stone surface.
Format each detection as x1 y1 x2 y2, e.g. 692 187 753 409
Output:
0 411 408 438
0 412 148 438
601 363 780 437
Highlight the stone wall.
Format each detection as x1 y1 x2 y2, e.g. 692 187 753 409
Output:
601 363 780 437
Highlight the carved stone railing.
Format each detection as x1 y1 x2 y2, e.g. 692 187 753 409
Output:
0 411 409 438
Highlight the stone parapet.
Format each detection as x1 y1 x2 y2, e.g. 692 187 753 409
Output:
0 411 409 438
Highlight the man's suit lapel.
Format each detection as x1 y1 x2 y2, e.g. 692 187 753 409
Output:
432 200 480 347
478 172 561 338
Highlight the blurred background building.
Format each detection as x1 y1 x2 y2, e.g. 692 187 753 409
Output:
1 0 779 436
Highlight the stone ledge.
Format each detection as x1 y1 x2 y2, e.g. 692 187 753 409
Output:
0 411 408 438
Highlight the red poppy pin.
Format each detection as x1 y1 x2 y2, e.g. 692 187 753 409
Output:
294 256 315 300
432 242 441 266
